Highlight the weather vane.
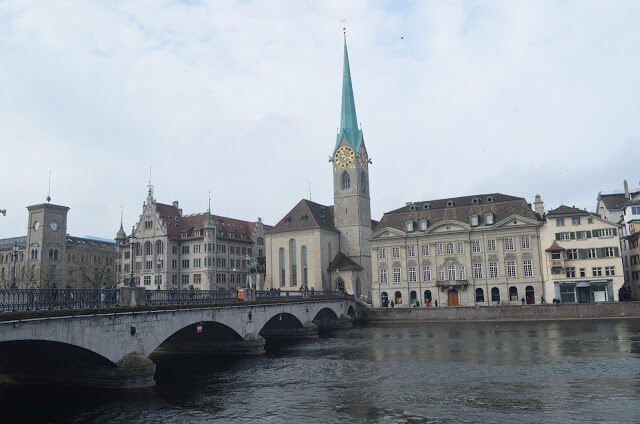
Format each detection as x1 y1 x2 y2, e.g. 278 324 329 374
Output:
340 18 346 33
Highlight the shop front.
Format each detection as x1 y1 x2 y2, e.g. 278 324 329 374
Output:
556 280 614 303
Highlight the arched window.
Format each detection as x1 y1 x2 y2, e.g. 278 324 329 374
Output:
279 247 285 287
341 171 350 190
475 287 484 302
144 241 152 256
491 287 500 302
155 240 163 255
360 171 367 195
53 250 58 261
49 249 53 260
289 239 297 286
301 245 308 287
336 277 345 291
381 292 389 307
424 290 432 304
410 290 417 305
525 285 535 304
509 286 518 301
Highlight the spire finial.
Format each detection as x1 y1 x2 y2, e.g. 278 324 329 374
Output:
147 165 154 197
46 169 52 203
204 190 216 229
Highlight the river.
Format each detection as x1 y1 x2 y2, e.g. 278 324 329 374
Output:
1 319 639 423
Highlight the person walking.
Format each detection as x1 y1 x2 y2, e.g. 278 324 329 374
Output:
100 283 106 305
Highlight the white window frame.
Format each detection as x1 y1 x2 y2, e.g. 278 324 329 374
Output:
504 238 514 250
446 242 454 255
422 245 430 256
378 248 387 259
506 260 517 278
393 267 401 283
408 266 417 282
471 240 481 253
473 263 483 279
487 239 496 251
457 241 464 254
436 243 443 256
523 260 533 277
520 236 531 249
422 266 431 281
407 245 416 257
489 261 498 279
438 267 445 281
458 266 466 280
447 265 456 281
392 247 400 258
380 268 388 284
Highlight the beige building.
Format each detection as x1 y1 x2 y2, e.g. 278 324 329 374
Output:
620 200 640 299
265 36 373 299
114 188 269 291
540 205 624 303
370 194 545 308
0 202 114 288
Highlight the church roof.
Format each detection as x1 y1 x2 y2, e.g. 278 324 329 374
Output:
327 251 363 271
268 199 336 235
334 34 363 155
377 193 538 232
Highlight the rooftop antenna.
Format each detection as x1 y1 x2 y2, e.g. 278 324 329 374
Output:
46 169 52 203
147 165 154 196
307 181 312 200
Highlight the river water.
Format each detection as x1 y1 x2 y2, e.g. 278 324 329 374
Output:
1 319 639 423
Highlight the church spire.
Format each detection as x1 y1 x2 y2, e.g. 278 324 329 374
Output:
116 207 127 240
335 32 363 154
204 194 215 229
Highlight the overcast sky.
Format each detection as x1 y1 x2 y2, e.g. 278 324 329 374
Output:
1 1 639 239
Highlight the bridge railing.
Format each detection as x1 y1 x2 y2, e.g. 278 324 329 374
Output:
255 290 341 301
0 288 118 312
145 290 237 306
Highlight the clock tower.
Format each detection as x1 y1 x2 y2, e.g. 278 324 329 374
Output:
331 33 372 285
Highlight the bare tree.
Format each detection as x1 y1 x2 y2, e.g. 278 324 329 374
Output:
78 261 113 288
18 263 40 288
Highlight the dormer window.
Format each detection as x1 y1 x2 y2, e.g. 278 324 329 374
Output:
485 213 494 225
409 204 417 211
447 200 456 207
419 219 428 231
470 214 479 226
181 232 188 239
472 197 480 204
195 230 202 237
423 203 431 209
405 221 414 232
486 196 494 203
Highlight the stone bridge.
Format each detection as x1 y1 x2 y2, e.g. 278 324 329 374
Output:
0 297 360 388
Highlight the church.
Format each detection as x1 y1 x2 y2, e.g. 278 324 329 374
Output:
264 35 374 301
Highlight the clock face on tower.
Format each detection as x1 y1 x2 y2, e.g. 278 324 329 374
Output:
33 221 40 232
50 222 58 232
334 146 355 168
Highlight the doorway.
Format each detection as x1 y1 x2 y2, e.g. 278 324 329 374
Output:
447 289 459 307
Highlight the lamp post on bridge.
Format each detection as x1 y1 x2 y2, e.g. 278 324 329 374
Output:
10 241 19 289
129 226 136 288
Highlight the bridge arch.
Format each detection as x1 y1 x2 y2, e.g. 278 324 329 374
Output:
313 307 339 322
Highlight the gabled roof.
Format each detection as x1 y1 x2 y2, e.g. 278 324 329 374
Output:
545 240 565 251
598 191 640 211
268 199 335 234
546 205 590 217
327 251 363 271
376 193 538 232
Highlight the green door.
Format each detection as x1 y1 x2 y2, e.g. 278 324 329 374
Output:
576 286 591 303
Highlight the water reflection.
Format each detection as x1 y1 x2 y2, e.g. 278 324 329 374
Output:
1 319 639 423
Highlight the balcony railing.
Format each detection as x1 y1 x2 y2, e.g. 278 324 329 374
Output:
436 279 469 287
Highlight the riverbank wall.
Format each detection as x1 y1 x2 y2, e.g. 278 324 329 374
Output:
363 302 640 322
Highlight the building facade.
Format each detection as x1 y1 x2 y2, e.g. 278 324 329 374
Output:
540 206 624 303
265 35 373 299
0 202 114 288
620 200 640 299
114 189 268 291
370 194 545 308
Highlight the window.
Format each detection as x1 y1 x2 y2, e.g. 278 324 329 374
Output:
600 228 613 237
571 217 581 225
419 220 428 231
489 262 498 278
279 247 285 286
579 268 586 277
155 241 163 254
392 247 400 258
558 232 571 241
504 238 514 250
289 239 297 286
565 267 575 278
408 266 417 282
447 265 456 280
193 244 201 254
458 266 466 280
407 245 416 257
144 221 152 230
438 267 445 281
145 242 152 256
379 268 388 284
476 288 484 303
566 249 578 260
182 245 189 254
587 248 596 259
457 241 464 254
182 275 189 286
473 263 483 279
193 258 201 268
521 236 531 249
471 240 481 253
378 248 387 259
446 242 454 255
487 239 496 251
422 266 431 281
301 246 308 287
605 266 615 276
393 267 401 283
470 214 479 226
523 260 533 277
506 260 517 278
171 275 178 286
422 245 430 256
193 274 201 285
436 243 443 255
144 275 151 286
556 218 565 226
604 247 615 257
577 231 589 240
155 275 162 286
172 246 178 254
509 286 518 301
182 259 189 269
341 171 350 190
592 267 602 277
230 246 235 254
405 221 414 232
157 259 163 269
145 260 152 270
485 213 494 225
491 287 500 302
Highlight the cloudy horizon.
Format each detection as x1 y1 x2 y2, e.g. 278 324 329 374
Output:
1 1 639 239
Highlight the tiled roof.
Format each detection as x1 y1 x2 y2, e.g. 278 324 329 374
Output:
545 240 565 251
327 252 363 271
546 205 590 217
268 199 336 234
598 191 640 211
66 236 115 248
0 236 26 249
377 193 538 232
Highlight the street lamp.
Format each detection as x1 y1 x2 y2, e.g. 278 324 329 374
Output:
10 241 18 289
129 226 136 288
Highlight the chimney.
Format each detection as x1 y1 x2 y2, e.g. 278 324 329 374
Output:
534 194 544 216
624 180 630 200
172 200 179 209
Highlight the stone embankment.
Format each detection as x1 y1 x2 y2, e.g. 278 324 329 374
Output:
363 302 640 322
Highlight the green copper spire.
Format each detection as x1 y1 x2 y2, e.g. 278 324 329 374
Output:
204 197 215 229
116 212 127 240
334 33 363 154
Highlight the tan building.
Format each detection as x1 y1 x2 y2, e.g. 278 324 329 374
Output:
114 188 269 291
540 205 624 303
370 194 545 308
620 200 640 299
0 202 114 288
265 36 373 299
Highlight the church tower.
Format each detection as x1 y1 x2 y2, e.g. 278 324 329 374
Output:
331 33 372 277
